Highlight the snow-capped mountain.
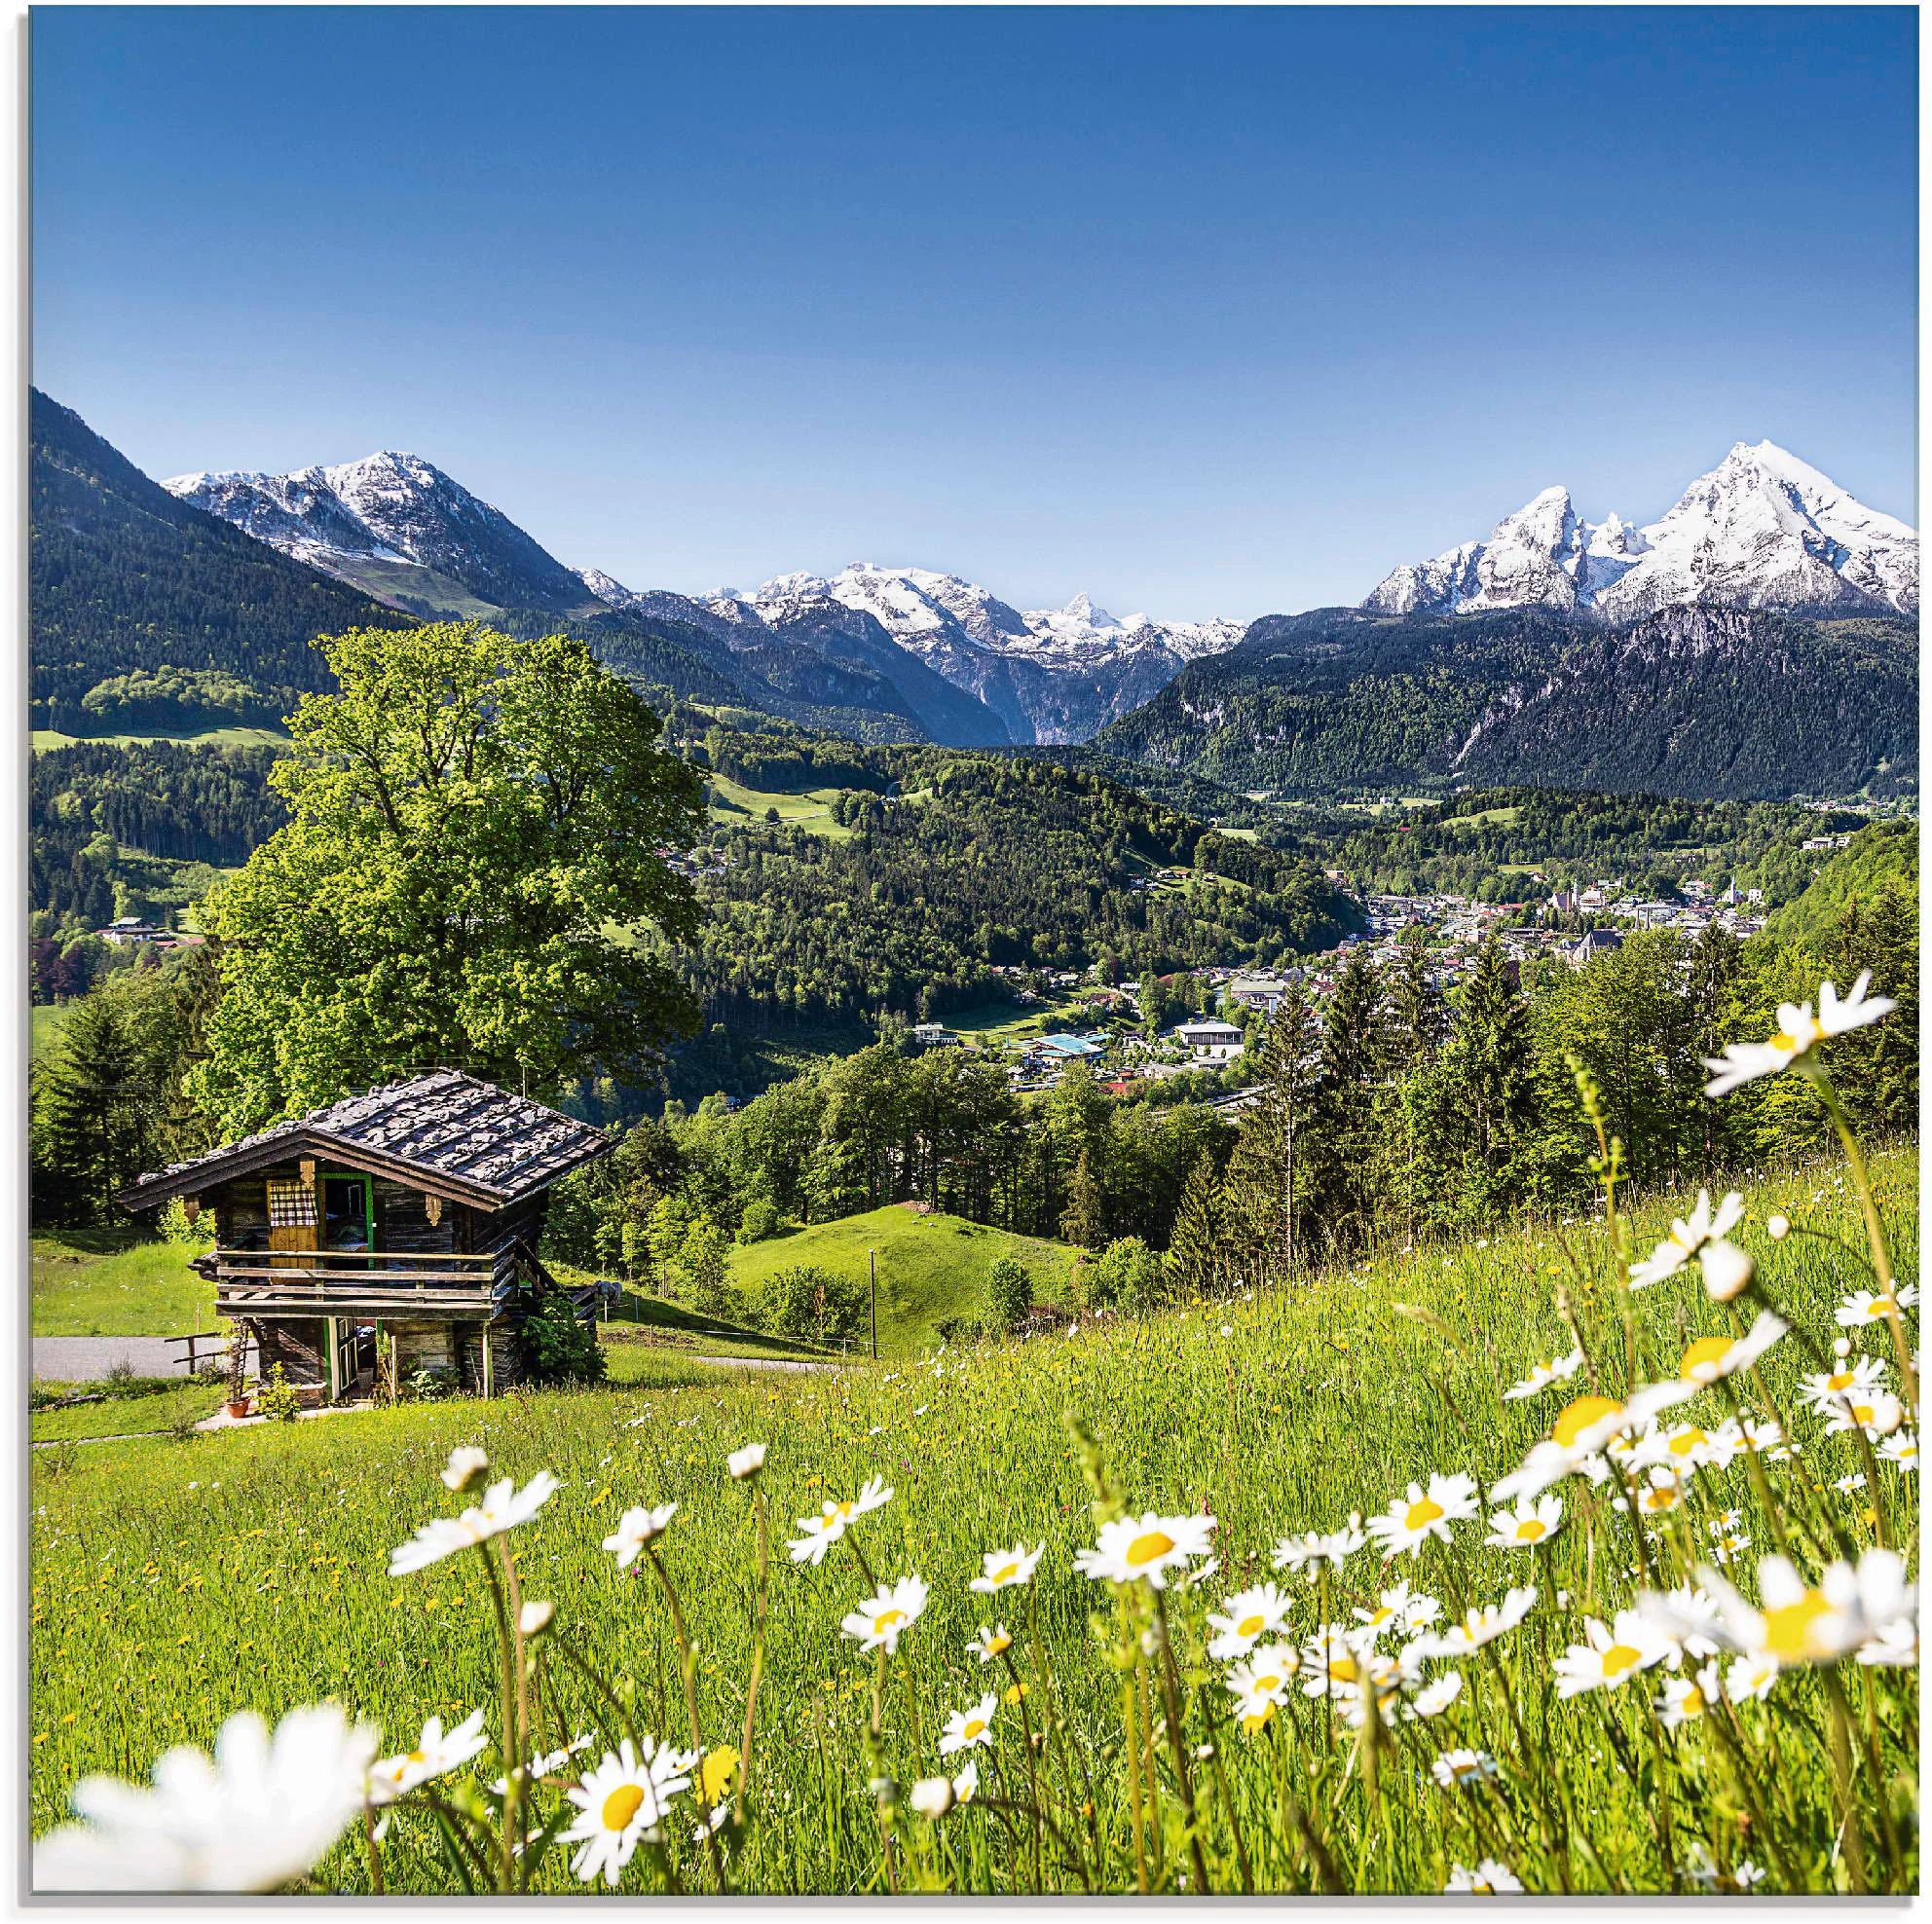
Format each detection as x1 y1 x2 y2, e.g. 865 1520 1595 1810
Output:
1363 442 1916 621
165 452 592 614
581 561 1246 742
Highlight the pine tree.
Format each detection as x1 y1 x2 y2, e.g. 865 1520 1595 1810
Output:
1218 983 1322 1284
1059 1147 1106 1250
1419 938 1542 1222
1315 947 1388 1254
1163 1151 1225 1295
29 994 159 1224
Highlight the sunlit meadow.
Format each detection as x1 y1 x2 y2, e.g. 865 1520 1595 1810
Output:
28 1013 1919 1895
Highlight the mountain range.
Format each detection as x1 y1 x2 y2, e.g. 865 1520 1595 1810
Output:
1364 441 1917 621
29 388 1918 801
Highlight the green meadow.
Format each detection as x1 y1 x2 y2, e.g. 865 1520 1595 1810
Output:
724 1204 1084 1355
28 1144 1916 1893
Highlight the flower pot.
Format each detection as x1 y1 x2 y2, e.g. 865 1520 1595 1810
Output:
225 1398 252 1419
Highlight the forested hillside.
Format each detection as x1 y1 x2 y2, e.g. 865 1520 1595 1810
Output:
1328 786 1870 902
29 741 285 931
1765 818 1919 943
676 735 1356 1034
1096 602 1917 801
28 390 414 733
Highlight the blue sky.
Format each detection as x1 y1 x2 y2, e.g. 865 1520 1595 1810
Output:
33 6 1916 620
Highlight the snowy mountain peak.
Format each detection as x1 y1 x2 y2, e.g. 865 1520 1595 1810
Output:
1363 443 1915 620
167 450 591 613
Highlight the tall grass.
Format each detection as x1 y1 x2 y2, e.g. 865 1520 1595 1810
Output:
28 1139 1916 1893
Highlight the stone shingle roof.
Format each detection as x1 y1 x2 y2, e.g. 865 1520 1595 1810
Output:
123 1070 611 1209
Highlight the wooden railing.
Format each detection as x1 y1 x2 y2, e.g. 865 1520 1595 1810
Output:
212 1245 510 1317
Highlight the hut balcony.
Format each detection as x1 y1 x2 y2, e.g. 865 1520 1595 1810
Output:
207 1242 512 1319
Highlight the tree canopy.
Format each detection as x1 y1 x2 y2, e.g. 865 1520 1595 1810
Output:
188 622 705 1132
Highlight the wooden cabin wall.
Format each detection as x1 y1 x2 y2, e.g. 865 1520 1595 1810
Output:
209 1172 275 1251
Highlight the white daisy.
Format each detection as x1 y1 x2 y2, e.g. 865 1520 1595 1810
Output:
787 1478 894 1566
1501 1349 1583 1401
389 1472 561 1576
1654 1663 1722 1729
1208 1582 1293 1659
34 1707 377 1893
1677 1311 1788 1387
1552 1611 1676 1696
1491 1383 1699 1503
1430 1748 1501 1791
937 1694 998 1756
1444 1858 1523 1893
439 1446 490 1493
1409 1670 1465 1719
1800 1354 1889 1416
1694 1549 1911 1664
558 1738 696 1887
969 1541 1044 1594
908 1778 954 1820
1423 1587 1538 1657
1725 1651 1780 1702
1485 1494 1562 1550
366 1709 488 1804
1366 1473 1478 1559
1702 972 1896 1095
726 1444 766 1480
603 1503 677 1571
968 1624 1013 1665
1074 1511 1215 1590
1837 1285 1919 1328
839 1573 930 1654
1823 1391 1905 1440
1628 1191 1742 1289
1224 1642 1300 1716
1878 1429 1918 1473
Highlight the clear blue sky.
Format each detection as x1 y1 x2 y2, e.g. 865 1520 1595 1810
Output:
33 6 1917 621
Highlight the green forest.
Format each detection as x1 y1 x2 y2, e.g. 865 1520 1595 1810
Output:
1328 785 1874 902
1096 602 1918 801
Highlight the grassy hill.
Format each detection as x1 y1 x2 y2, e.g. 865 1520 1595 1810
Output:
26 1141 1915 1892
30 1232 214 1337
728 1205 1084 1354
1765 817 1917 944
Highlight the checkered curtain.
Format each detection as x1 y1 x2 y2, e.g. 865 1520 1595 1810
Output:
267 1178 316 1228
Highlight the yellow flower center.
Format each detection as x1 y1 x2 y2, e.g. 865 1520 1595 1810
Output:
1828 1368 1856 1391
1554 1395 1621 1448
991 1562 1017 1583
963 1719 986 1739
1771 1031 1801 1054
1850 1403 1876 1425
1254 1672 1282 1691
1330 1655 1358 1684
1240 1707 1274 1735
1643 1486 1680 1511
875 1608 907 1630
1238 1612 1266 1636
1763 1592 1833 1661
1680 1336 1734 1380
1681 1687 1705 1716
1127 1531 1175 1566
1600 1644 1644 1680
602 1783 647 1831
1404 1498 1445 1531
1515 1519 1547 1540
1668 1428 1707 1457
1870 1297 1895 1317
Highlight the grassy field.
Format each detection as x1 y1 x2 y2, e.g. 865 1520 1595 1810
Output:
707 775 855 840
31 1379 221 1443
27 1145 1917 1894
31 1233 214 1337
30 1004 64 1060
945 992 1100 1044
726 1204 1083 1355
31 725 288 751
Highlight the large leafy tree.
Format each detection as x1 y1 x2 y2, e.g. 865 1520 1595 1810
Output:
189 623 705 1133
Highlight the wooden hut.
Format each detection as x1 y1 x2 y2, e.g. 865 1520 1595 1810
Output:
120 1070 611 1404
